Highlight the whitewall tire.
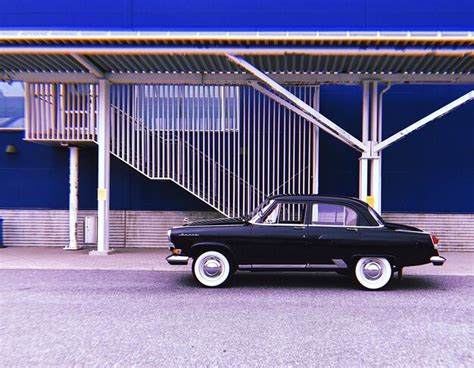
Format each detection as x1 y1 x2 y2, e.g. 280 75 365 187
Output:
354 257 392 290
192 251 232 288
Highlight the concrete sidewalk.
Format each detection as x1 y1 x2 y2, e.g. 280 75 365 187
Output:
0 246 472 276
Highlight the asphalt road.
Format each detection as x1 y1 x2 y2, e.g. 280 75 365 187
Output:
0 270 472 367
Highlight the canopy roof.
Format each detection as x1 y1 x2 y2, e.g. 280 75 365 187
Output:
0 31 473 84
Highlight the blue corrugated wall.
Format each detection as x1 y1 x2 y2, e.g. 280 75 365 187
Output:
0 0 473 30
0 0 473 213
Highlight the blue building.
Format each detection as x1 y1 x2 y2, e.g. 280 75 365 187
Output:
0 0 473 251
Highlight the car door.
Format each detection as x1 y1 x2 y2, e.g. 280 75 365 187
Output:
245 201 308 267
306 201 361 268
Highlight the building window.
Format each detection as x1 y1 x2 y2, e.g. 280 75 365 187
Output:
122 84 240 132
0 82 25 130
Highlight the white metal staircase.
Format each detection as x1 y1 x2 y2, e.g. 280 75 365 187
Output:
25 82 318 217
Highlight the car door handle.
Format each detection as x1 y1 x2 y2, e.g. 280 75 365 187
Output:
346 227 358 232
293 226 306 230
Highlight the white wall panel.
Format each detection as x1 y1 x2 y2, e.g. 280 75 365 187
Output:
0 209 472 251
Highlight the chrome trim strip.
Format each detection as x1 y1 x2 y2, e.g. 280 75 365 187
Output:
333 259 348 268
307 224 384 229
239 259 348 270
307 264 340 269
238 265 252 270
394 229 430 234
251 264 307 269
253 223 308 227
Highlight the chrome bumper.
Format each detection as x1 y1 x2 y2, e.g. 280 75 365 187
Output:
430 255 446 266
166 255 190 266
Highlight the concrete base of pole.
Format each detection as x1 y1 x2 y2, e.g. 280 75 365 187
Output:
63 245 83 251
89 249 116 256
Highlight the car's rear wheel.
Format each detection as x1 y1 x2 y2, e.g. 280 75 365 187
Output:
192 250 232 288
354 257 392 290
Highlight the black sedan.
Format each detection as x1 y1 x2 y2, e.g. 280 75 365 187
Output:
166 195 445 290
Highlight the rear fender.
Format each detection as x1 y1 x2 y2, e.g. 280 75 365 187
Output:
350 254 400 270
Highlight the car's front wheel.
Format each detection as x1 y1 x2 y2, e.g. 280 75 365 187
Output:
192 250 232 288
354 257 392 290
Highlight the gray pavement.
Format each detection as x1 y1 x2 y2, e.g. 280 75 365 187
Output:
0 269 473 367
1 246 473 276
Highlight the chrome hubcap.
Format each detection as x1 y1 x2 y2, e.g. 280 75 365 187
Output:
202 257 223 278
363 261 383 280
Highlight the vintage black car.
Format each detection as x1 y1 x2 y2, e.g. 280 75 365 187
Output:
166 195 445 290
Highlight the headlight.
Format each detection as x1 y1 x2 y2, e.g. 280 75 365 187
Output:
167 229 171 242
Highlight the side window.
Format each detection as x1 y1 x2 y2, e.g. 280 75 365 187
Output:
312 203 358 226
262 203 307 225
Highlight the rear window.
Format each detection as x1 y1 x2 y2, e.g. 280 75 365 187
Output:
367 206 384 226
311 203 358 226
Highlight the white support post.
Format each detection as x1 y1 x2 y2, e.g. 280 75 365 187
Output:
359 82 370 202
90 79 114 255
369 81 382 213
312 86 320 194
64 146 81 251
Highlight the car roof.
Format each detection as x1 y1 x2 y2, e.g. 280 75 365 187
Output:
268 194 370 207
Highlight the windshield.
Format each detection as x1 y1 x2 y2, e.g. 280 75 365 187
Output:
247 199 275 223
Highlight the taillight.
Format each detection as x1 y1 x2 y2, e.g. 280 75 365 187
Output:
430 234 439 248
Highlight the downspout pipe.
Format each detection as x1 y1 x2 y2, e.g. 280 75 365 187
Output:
376 83 392 214
378 83 392 142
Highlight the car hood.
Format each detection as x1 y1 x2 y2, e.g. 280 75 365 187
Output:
184 217 247 227
384 222 423 232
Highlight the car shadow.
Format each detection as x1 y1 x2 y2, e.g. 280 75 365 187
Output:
174 271 444 291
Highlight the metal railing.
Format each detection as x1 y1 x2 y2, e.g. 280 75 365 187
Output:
25 82 98 141
25 82 318 217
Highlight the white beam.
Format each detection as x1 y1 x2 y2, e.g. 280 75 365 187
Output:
1 30 472 43
359 82 370 202
374 90 474 153
312 86 320 194
64 146 81 251
1 30 471 42
5 72 474 85
70 54 105 78
227 54 366 152
90 79 114 256
0 46 472 56
369 82 382 213
4 72 97 83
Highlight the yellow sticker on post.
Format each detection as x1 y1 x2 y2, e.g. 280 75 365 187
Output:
366 195 375 208
97 188 107 201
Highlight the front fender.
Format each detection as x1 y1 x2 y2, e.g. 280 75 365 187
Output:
190 242 236 267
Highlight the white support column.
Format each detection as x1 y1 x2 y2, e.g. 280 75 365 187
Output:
64 146 81 251
369 81 382 213
312 85 320 194
90 79 114 255
359 81 370 202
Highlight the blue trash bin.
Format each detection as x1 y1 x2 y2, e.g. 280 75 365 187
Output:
0 218 5 248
